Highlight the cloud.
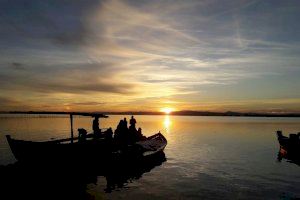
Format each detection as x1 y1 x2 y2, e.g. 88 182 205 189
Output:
0 0 300 111
11 62 26 70
0 0 101 46
0 96 19 106
0 61 136 95
68 102 105 106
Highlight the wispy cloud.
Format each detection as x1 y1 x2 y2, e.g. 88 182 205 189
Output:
0 0 300 111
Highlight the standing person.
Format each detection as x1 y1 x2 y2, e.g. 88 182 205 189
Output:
114 119 124 141
93 116 101 137
127 116 137 144
123 117 128 129
129 116 136 129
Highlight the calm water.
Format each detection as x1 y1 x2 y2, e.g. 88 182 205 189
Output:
0 115 300 199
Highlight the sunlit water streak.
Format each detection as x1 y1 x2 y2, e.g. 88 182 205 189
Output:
0 115 300 199
163 115 171 134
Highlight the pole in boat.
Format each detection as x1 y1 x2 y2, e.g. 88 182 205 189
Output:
70 114 74 143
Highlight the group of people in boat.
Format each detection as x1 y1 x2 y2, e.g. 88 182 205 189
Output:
78 115 146 144
114 116 146 144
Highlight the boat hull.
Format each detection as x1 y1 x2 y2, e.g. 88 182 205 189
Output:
276 131 300 164
6 133 167 164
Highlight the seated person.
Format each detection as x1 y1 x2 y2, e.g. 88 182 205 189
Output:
78 128 87 142
128 124 137 143
104 127 113 141
137 127 146 141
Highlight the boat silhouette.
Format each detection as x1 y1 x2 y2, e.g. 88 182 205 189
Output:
5 112 167 164
2 112 168 199
276 130 300 165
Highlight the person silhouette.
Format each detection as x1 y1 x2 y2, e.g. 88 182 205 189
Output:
78 128 87 142
105 127 113 141
114 120 123 141
129 116 136 129
93 116 101 137
136 127 145 141
123 117 128 129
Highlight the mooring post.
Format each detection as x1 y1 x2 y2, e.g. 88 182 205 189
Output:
70 114 74 143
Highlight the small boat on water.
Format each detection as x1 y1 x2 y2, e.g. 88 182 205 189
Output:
276 130 300 164
5 112 167 163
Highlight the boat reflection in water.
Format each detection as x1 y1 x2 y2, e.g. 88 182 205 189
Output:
0 151 166 199
104 151 166 193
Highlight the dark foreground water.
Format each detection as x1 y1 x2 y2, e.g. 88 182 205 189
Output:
0 115 299 199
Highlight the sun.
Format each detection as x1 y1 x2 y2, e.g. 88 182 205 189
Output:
161 107 173 114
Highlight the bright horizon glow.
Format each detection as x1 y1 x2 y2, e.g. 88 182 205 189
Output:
161 107 173 114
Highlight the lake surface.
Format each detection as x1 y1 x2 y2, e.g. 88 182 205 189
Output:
0 115 299 199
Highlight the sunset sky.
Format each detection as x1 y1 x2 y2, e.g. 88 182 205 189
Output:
0 0 300 112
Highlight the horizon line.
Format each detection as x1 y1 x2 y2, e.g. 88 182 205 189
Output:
0 110 300 117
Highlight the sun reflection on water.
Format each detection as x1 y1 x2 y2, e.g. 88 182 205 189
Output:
163 115 172 133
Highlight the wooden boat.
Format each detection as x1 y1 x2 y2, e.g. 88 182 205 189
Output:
6 132 167 162
136 133 167 157
276 130 300 163
5 112 167 163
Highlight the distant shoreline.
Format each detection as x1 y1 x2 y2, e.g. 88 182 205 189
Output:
105 111 300 117
0 111 300 117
